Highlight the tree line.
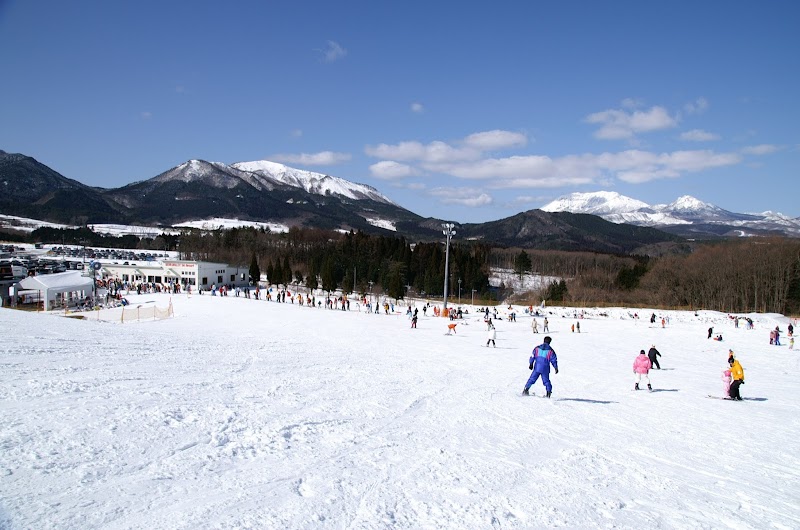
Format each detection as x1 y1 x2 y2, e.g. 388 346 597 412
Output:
12 226 800 314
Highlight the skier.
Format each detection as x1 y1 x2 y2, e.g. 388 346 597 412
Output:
543 317 550 333
522 336 558 398
531 318 539 334
647 345 661 369
728 354 745 400
486 322 496 347
411 313 417 328
576 321 580 333
721 369 732 398
708 327 713 339
633 349 653 391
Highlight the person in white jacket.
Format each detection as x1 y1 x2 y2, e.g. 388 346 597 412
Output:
531 318 539 334
486 322 496 347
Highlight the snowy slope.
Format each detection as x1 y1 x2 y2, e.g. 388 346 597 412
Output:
1 294 798 529
541 191 650 216
232 160 395 204
542 191 800 234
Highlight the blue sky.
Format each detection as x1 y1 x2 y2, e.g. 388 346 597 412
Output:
1 1 798 224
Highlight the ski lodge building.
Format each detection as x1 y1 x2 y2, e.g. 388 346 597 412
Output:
98 259 249 289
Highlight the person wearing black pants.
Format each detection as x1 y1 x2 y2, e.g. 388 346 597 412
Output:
648 345 661 369
728 355 745 400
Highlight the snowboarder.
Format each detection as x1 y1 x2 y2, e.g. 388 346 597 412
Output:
647 345 661 369
633 349 652 391
522 336 558 398
708 327 713 339
447 323 457 335
576 321 580 333
531 318 539 334
728 354 745 400
411 314 417 328
486 322 496 347
543 317 550 333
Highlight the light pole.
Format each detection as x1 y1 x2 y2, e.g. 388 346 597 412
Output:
458 278 461 305
368 280 373 313
442 223 456 309
472 289 476 308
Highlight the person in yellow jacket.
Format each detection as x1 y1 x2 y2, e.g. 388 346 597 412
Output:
728 353 745 401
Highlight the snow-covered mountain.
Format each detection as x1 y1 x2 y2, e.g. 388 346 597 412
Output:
542 192 800 236
232 160 395 204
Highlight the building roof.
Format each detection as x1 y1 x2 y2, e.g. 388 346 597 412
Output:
19 271 94 292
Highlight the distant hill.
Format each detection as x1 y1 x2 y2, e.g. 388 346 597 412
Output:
542 191 800 238
0 149 684 253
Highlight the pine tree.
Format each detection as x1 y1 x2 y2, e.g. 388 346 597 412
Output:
249 252 261 286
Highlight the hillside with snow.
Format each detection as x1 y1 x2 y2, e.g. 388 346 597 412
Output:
542 192 800 235
1 293 798 528
232 160 395 204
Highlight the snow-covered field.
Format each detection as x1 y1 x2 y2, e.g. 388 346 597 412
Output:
1 295 799 529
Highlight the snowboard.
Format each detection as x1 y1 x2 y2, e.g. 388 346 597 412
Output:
707 395 739 400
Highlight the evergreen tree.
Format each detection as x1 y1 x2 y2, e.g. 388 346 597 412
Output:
514 250 532 276
249 252 261 286
321 257 336 294
266 260 275 286
342 268 354 295
282 257 291 286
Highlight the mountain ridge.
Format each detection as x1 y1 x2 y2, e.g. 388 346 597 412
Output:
1 150 796 251
542 191 800 236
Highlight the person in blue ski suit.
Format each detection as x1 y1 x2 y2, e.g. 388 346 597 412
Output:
522 336 559 397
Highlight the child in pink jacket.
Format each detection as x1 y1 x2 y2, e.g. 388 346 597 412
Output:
633 349 653 391
721 369 732 398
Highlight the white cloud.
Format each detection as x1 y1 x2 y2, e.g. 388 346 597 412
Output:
741 144 781 155
680 129 719 142
615 150 741 183
585 106 678 140
428 149 741 187
319 40 347 62
621 98 644 109
365 129 528 166
683 97 709 115
410 102 424 114
463 130 527 150
365 140 479 164
369 161 416 180
271 151 351 165
365 130 743 190
429 187 493 207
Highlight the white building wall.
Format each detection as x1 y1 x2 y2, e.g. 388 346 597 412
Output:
99 260 249 288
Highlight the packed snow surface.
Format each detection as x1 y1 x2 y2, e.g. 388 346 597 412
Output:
1 296 799 529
